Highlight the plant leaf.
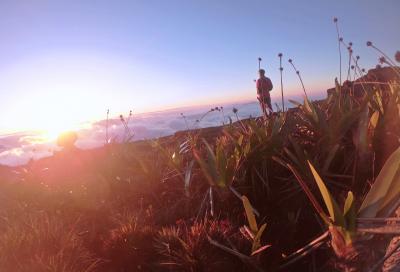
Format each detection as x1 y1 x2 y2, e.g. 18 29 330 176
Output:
343 191 354 216
378 168 400 217
308 161 345 227
242 196 258 234
304 98 319 124
184 160 195 197
203 140 219 181
287 163 330 224
359 147 400 218
322 144 339 172
251 244 271 256
343 191 356 232
193 140 219 187
289 99 302 107
369 111 380 129
252 223 267 252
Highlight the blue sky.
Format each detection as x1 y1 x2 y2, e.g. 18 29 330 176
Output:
0 0 399 132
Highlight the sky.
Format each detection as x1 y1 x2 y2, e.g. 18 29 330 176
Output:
0 0 399 133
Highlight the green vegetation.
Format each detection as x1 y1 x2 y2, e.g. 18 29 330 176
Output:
1 78 399 271
1 18 400 270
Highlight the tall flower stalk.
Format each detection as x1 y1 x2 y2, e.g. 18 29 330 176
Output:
367 41 400 78
367 41 397 66
278 53 285 112
288 58 308 99
346 42 353 80
340 39 367 80
333 17 342 86
105 109 109 144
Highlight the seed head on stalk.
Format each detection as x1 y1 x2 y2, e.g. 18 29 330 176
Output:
278 53 285 111
366 41 400 77
379 56 387 65
346 42 353 80
395 51 400 63
288 58 308 99
367 41 395 65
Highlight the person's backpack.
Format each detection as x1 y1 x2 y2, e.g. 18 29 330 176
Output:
257 77 273 94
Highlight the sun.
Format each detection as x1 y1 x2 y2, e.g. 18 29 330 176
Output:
42 125 72 141
34 115 84 142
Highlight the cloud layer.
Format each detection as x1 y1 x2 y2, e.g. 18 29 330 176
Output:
0 101 262 166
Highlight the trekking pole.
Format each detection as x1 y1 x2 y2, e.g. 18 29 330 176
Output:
278 53 285 112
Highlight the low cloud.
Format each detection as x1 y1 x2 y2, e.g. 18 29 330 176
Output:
0 101 262 166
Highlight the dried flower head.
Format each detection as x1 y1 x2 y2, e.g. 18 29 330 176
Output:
351 65 355 70
278 53 283 57
356 55 360 60
288 59 292 63
361 68 366 73
379 56 387 64
339 37 343 42
349 42 353 47
232 108 238 114
296 70 300 75
395 51 400 63
258 57 262 61
279 67 283 71
333 17 338 23
366 41 372 47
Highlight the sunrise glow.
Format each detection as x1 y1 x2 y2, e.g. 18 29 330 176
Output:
1 1 399 271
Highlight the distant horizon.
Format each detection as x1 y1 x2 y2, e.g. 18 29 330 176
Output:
1 0 399 133
0 87 328 135
0 99 269 166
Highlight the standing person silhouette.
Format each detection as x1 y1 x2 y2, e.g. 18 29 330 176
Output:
256 69 273 117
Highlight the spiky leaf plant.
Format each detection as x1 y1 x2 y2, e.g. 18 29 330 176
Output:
102 216 157 271
154 220 246 271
